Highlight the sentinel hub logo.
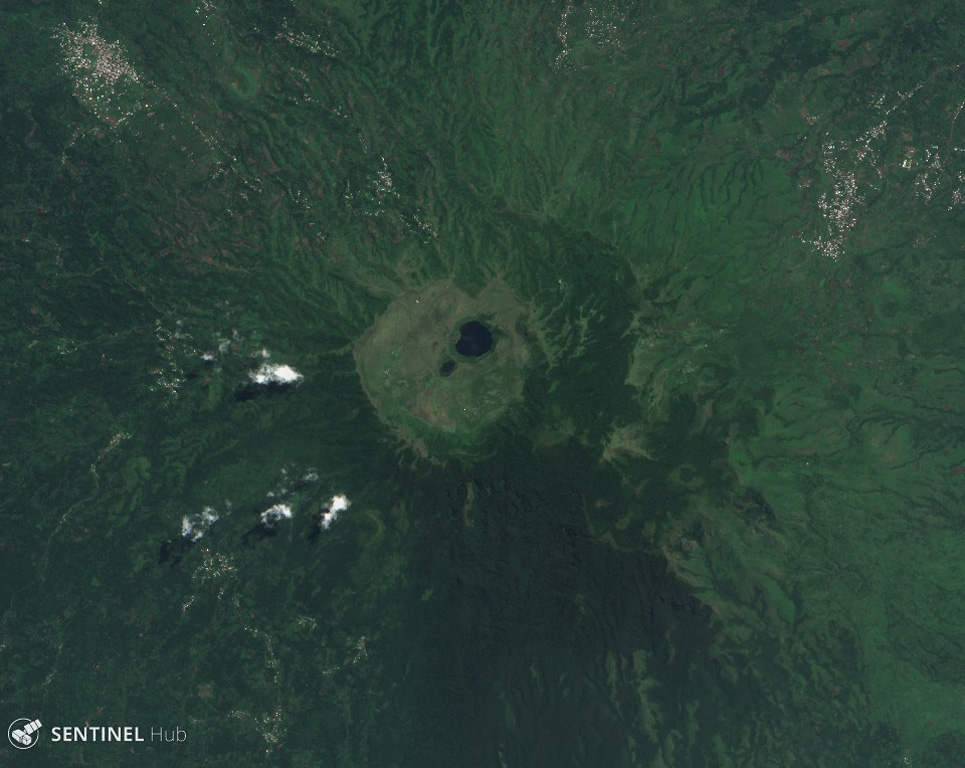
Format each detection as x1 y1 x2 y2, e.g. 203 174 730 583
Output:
8 719 187 750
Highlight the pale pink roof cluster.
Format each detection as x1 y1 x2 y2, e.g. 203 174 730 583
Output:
52 20 146 124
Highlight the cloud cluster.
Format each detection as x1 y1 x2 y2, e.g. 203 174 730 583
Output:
318 494 351 531
181 506 220 542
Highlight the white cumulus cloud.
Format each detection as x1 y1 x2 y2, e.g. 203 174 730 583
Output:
182 507 220 541
249 363 303 385
318 494 351 530
260 502 293 527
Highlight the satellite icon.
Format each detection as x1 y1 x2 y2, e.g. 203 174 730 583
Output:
8 718 43 749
